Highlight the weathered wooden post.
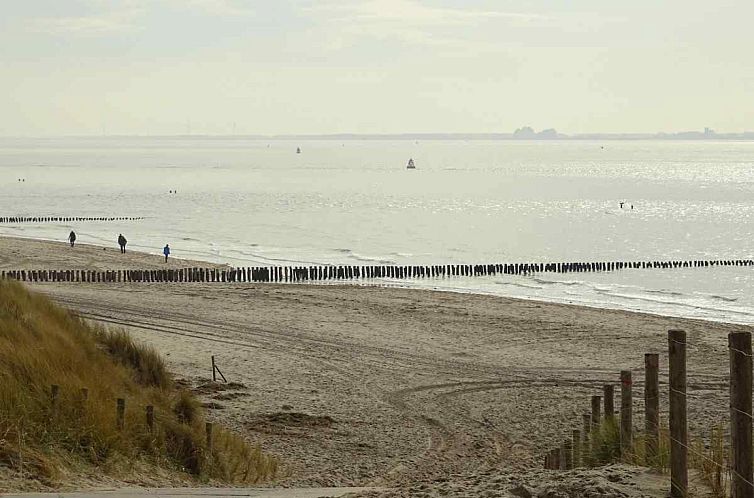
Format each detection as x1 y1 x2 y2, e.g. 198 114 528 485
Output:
645 353 659 465
668 329 687 498
620 370 632 454
591 395 601 430
563 437 573 470
603 384 615 422
572 429 581 468
211 355 217 382
116 398 126 430
146 405 155 433
729 331 753 498
582 413 592 466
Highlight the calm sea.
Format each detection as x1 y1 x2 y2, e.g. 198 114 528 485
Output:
2 136 754 323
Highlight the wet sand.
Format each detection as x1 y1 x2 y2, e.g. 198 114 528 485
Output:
1 236 737 496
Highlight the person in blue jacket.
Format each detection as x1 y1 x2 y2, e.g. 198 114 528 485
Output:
163 244 170 263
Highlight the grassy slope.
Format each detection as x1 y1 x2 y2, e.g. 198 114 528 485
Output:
0 280 277 491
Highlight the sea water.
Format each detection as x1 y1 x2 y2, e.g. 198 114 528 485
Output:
1 136 754 324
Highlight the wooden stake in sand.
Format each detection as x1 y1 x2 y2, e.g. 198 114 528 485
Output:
729 331 753 498
563 437 573 470
644 353 659 464
620 370 632 453
572 429 581 468
582 413 592 467
668 329 688 498
603 384 615 422
591 396 601 430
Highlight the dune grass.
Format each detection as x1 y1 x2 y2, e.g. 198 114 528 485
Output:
0 279 277 486
581 417 727 497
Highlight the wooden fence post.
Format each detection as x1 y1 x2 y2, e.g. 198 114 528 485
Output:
211 355 216 382
116 398 126 430
582 413 592 466
668 329 688 498
604 384 615 422
729 331 753 498
564 437 573 470
591 395 601 430
620 370 633 454
572 429 581 468
645 353 659 465
146 405 155 433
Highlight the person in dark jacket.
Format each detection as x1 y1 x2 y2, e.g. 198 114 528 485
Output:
68 231 76 247
118 234 127 253
163 244 170 262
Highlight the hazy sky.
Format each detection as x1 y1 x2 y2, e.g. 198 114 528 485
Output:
1 0 752 136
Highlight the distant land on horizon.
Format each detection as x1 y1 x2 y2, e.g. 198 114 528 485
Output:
6 127 754 141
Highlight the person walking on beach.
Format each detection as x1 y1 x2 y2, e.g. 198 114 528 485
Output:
163 244 170 263
118 234 127 253
68 230 76 247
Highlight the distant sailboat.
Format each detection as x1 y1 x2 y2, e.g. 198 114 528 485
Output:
406 158 416 169
296 147 301 154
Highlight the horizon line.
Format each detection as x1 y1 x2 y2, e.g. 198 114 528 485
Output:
2 130 754 141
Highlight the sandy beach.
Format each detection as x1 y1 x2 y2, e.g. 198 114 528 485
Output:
1 236 742 496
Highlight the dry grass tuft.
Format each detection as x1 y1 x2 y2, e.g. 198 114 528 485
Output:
590 418 621 465
583 417 729 496
95 328 172 389
690 425 727 498
0 280 278 487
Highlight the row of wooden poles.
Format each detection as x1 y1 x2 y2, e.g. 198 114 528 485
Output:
543 329 754 498
0 216 142 223
2 258 753 284
48 384 215 448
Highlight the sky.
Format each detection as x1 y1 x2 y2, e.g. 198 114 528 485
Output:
0 0 752 136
